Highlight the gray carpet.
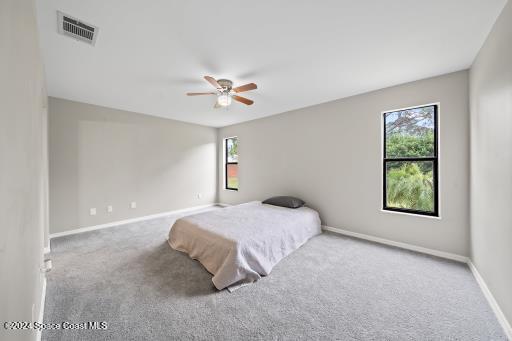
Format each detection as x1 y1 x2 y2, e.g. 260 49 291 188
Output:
43 207 506 340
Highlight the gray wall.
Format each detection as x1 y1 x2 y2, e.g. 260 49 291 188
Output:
219 71 470 256
49 98 217 234
0 0 48 340
470 0 512 329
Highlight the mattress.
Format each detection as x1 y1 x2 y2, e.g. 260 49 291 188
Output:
168 201 321 291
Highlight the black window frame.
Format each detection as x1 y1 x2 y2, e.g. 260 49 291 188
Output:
225 137 238 191
382 104 439 217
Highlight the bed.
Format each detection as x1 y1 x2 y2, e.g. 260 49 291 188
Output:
168 201 321 291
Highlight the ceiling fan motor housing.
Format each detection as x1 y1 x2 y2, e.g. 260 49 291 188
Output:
217 79 233 91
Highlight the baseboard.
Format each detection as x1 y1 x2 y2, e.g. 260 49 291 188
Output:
50 203 221 239
322 225 468 263
35 277 46 341
468 261 512 340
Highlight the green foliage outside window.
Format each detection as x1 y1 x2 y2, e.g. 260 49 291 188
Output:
386 131 434 159
386 162 434 212
227 138 238 162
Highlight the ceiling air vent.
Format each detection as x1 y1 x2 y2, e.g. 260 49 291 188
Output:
57 11 98 46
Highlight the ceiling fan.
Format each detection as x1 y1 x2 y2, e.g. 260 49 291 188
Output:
187 76 257 108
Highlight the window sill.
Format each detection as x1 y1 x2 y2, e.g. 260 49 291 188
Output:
224 188 238 192
380 209 441 220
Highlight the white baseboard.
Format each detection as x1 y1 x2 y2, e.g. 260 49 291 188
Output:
468 261 512 340
322 225 468 263
50 203 221 239
35 277 46 341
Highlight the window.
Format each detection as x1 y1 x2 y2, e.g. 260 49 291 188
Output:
225 137 238 190
383 104 438 216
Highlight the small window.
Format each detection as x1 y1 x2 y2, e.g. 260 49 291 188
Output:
383 104 438 216
225 137 238 190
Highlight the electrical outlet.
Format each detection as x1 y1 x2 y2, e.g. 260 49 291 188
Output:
107 205 113 213
90 208 97 216
130 202 136 209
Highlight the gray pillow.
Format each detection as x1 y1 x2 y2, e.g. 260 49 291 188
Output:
262 196 305 209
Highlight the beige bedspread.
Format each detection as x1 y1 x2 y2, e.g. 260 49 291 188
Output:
168 201 321 291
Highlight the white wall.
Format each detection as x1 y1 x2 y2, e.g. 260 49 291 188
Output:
0 0 48 340
219 71 470 256
470 0 512 329
49 98 218 234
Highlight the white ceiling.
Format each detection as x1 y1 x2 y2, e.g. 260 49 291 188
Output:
37 0 507 127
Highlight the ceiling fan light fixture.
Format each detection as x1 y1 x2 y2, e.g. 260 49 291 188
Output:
217 93 232 107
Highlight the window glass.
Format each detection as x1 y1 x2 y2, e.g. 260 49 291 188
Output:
385 161 434 212
385 106 435 158
226 138 238 162
226 164 238 190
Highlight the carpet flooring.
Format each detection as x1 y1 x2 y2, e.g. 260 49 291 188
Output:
43 207 506 340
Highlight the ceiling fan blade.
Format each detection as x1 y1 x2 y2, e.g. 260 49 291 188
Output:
204 76 222 89
232 95 254 106
186 92 216 96
233 83 257 93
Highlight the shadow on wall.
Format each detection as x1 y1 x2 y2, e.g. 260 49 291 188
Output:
49 100 217 234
